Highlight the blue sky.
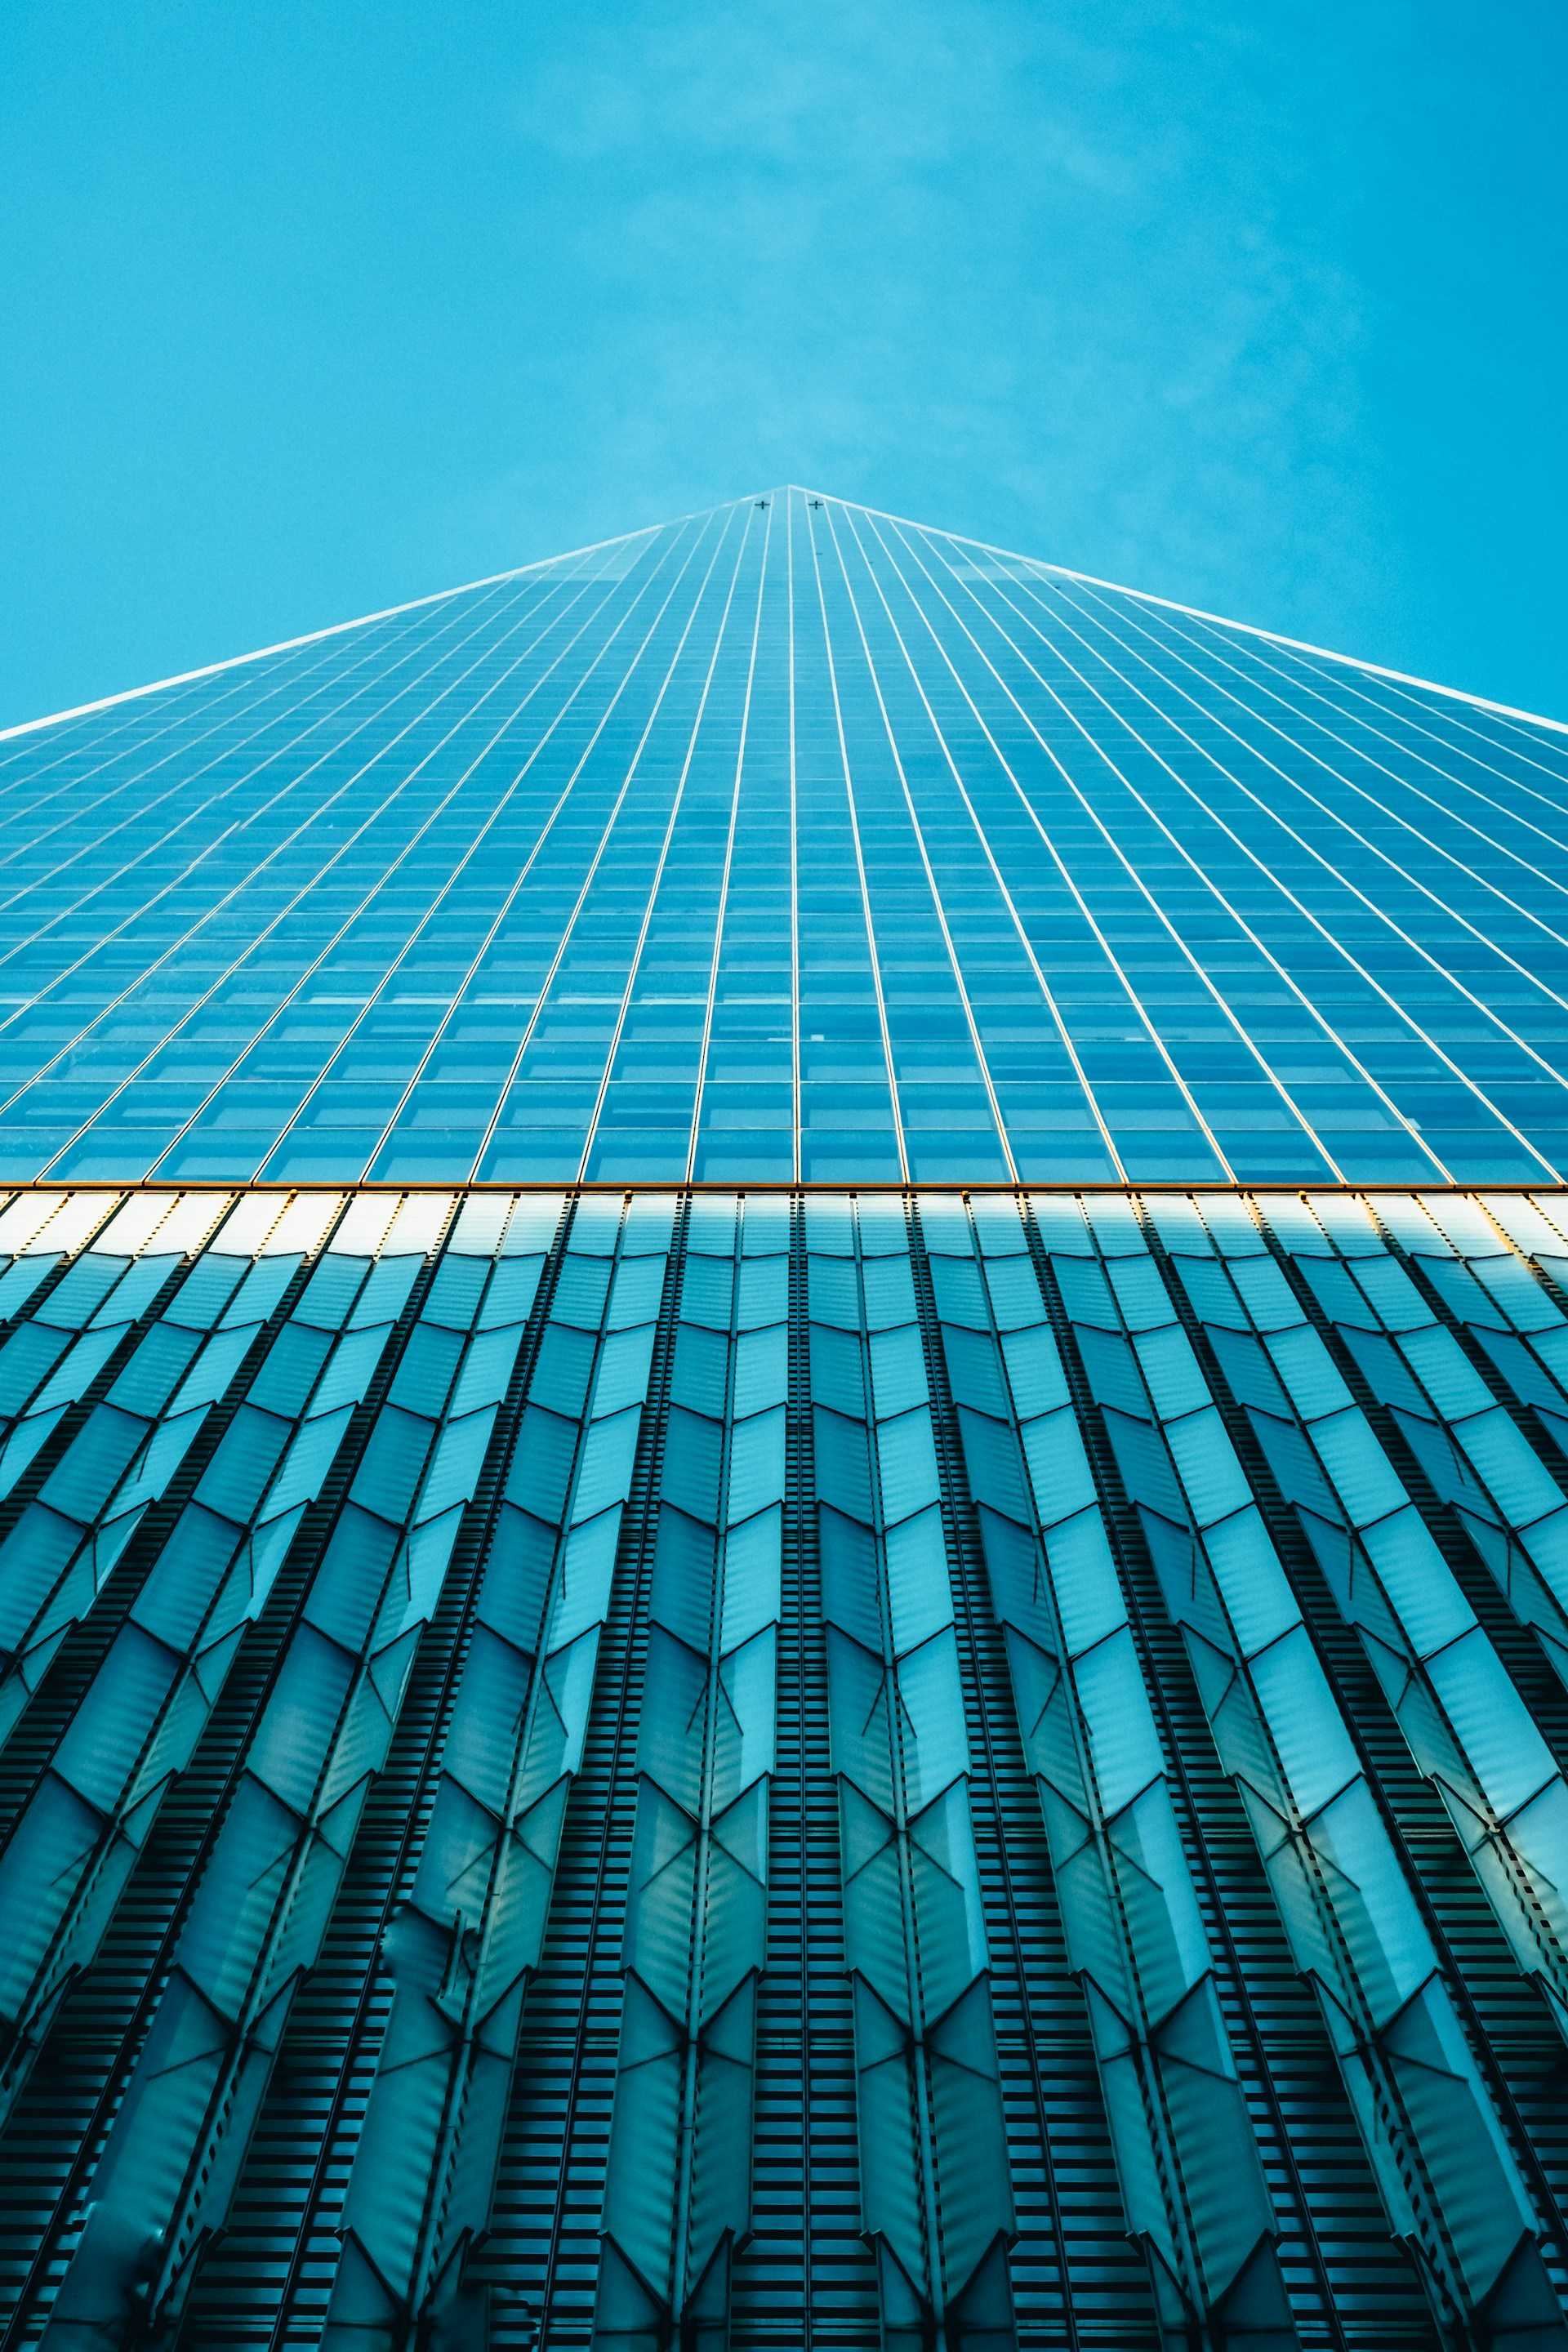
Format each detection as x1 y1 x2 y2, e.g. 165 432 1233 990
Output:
2 0 1564 728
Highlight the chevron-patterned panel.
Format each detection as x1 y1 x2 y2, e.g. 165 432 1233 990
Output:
2 1183 1568 2350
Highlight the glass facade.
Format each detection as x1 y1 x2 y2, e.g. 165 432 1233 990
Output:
5 501 1568 2350
1 488 1566 1192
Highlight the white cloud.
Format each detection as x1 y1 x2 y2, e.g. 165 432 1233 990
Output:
437 0 1390 651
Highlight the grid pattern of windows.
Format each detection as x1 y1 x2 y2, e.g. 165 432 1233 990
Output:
5 1182 1568 2348
2 489 1566 1190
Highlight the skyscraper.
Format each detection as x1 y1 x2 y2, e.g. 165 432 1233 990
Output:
1 488 1567 2348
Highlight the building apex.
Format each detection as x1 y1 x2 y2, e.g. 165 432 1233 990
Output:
5 487 1565 748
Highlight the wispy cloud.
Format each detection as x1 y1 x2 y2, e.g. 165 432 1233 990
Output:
440 0 1383 642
